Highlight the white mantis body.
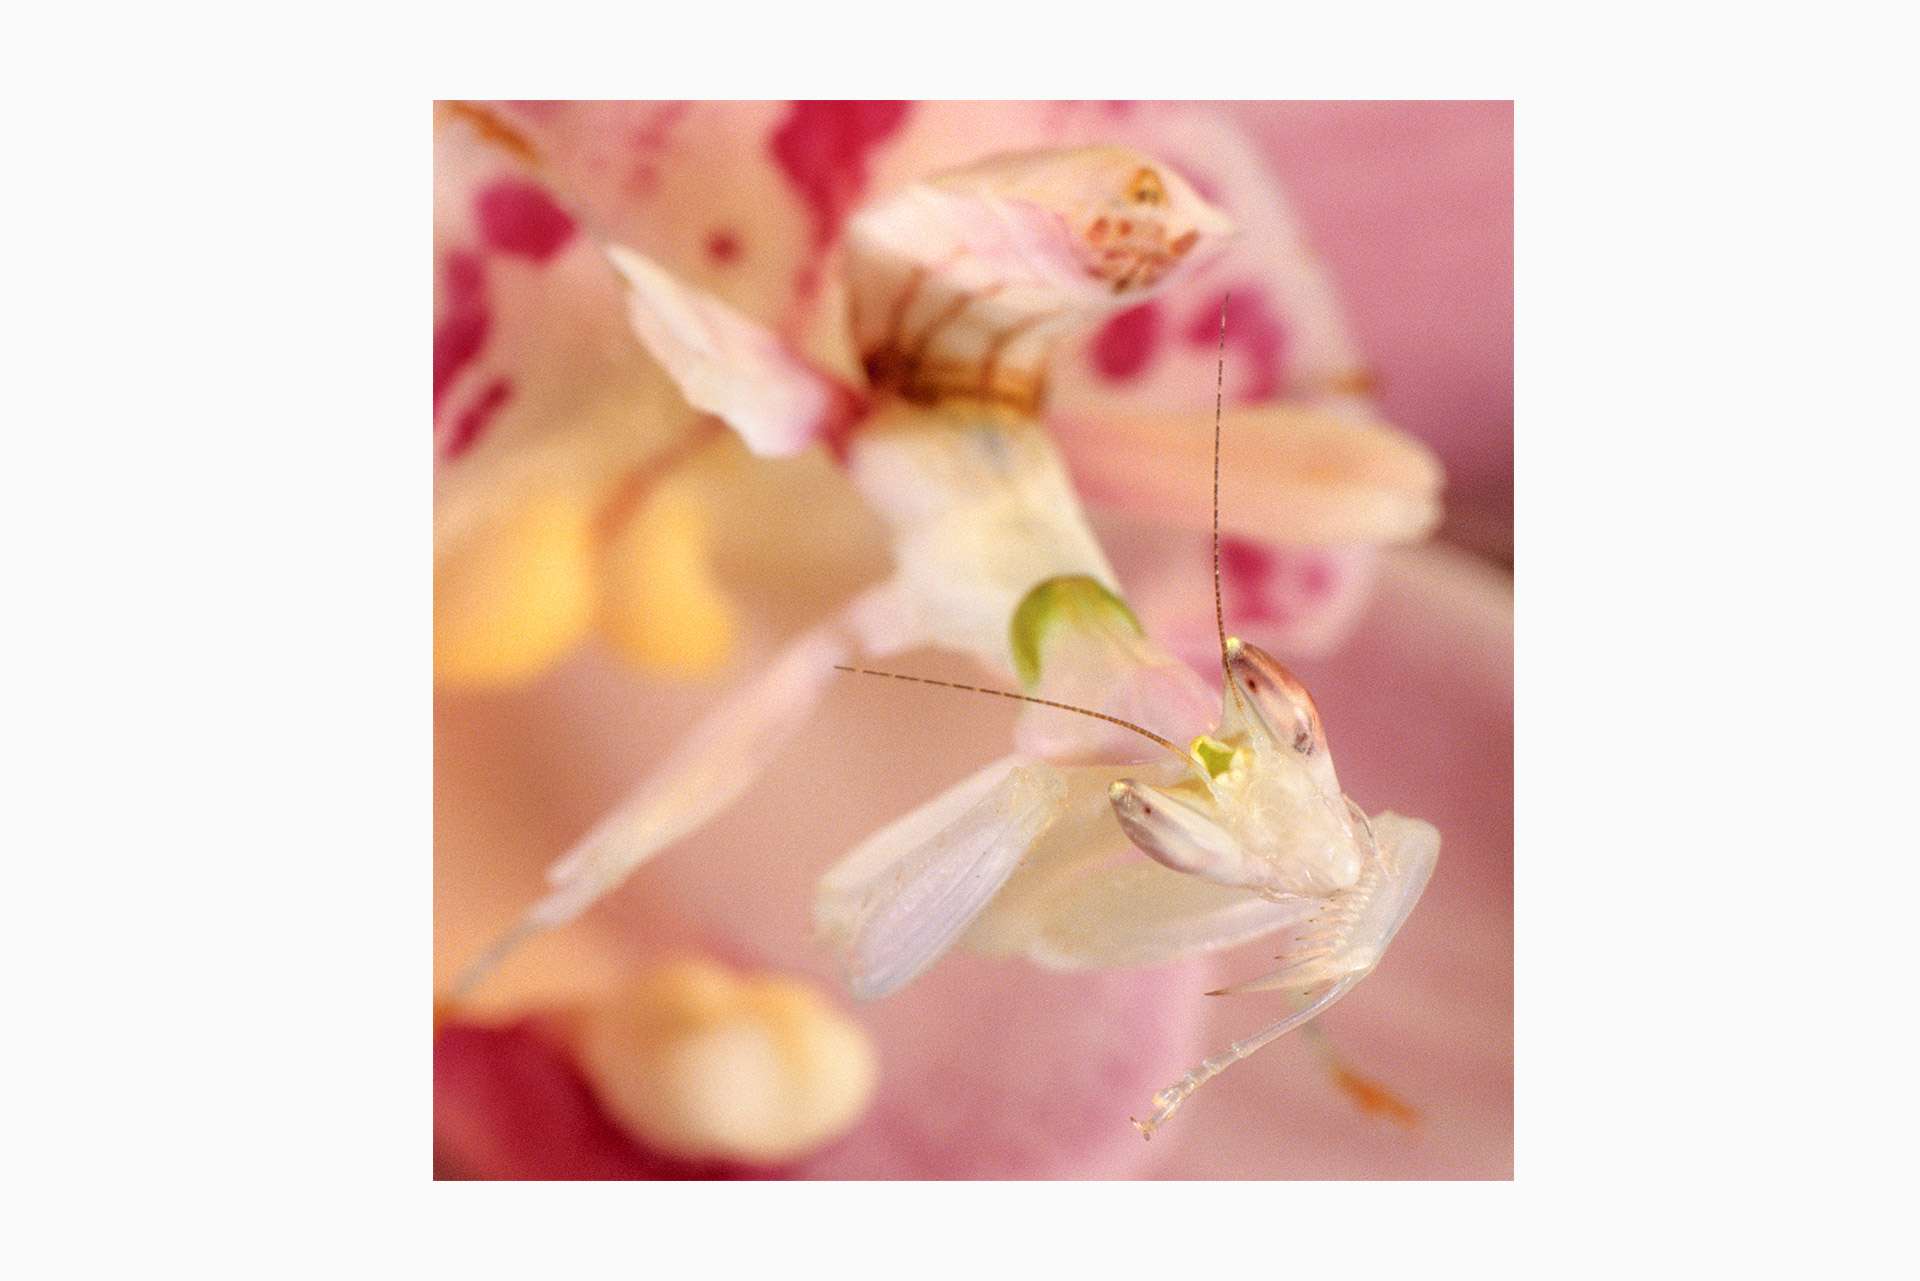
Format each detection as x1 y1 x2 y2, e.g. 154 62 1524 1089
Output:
452 142 1441 1133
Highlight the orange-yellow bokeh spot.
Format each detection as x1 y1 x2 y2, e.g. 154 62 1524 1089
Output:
571 959 877 1164
1331 1065 1422 1129
597 485 737 677
434 493 598 687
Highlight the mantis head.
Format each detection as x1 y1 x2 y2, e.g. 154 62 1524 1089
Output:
1109 637 1366 898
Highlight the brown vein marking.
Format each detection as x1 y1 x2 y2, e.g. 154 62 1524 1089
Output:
890 360 1043 412
590 418 728 548
878 266 927 357
977 309 1061 404
901 285 993 388
437 101 541 166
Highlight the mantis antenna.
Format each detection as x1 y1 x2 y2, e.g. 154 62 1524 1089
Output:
1211 293 1235 693
836 299 1241 768
833 664 1188 763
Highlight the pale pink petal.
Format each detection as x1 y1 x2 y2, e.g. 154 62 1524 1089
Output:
606 246 861 457
844 144 1231 411
1044 103 1377 414
433 116 696 556
1054 401 1442 658
1108 524 1382 663
1052 403 1443 548
1224 102 1513 560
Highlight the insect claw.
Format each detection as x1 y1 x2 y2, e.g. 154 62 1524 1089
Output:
1210 950 1348 998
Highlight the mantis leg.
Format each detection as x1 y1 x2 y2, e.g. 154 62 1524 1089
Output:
451 585 919 999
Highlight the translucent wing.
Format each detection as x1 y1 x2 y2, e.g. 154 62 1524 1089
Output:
973 856 1322 971
815 756 1070 1000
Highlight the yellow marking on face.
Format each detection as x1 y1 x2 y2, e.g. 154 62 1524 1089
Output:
1190 734 1241 779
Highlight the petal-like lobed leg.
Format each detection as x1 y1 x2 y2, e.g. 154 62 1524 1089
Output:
452 585 924 999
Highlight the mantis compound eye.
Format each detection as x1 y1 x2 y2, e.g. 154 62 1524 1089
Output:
1224 637 1327 757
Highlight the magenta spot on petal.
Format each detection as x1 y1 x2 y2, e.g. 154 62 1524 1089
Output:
1299 556 1335 600
432 250 489 414
1186 286 1288 402
623 103 692 199
705 227 743 266
769 101 913 252
820 383 872 467
1090 302 1162 381
434 1020 789 1181
474 179 576 262
441 378 512 460
1219 537 1276 622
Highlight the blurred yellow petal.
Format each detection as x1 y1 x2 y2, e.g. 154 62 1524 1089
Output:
434 493 598 687
571 960 877 1164
597 481 737 677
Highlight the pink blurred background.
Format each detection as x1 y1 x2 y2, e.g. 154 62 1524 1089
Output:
1223 101 1513 563
434 100 1513 1179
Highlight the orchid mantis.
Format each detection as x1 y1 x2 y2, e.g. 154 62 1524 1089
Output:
452 141 1442 1132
